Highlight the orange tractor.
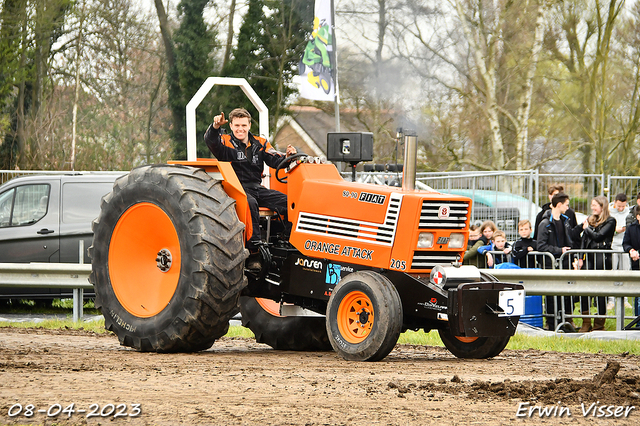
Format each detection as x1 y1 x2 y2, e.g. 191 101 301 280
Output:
89 129 524 361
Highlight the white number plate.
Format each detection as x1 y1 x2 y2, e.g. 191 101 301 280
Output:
498 290 525 317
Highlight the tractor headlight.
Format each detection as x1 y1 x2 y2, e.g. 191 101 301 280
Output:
448 233 465 249
417 232 434 249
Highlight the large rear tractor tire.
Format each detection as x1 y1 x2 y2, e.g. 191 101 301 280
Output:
326 271 403 361
89 164 248 352
240 297 332 351
438 270 511 359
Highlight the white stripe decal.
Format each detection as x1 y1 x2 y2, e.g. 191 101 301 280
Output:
296 193 403 247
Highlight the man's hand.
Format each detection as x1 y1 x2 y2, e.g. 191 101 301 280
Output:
630 249 639 261
527 246 534 252
562 246 571 253
213 112 228 129
503 247 512 254
285 144 297 157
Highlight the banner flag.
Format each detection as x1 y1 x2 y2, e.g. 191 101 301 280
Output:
294 0 336 101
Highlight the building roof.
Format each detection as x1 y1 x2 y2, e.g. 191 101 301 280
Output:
274 105 385 155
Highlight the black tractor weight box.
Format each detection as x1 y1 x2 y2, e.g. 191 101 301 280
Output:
327 132 373 163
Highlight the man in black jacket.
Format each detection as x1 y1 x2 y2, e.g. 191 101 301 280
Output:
537 192 578 330
204 108 296 268
537 192 579 267
534 184 578 238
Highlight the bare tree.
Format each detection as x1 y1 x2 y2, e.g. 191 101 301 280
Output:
396 0 548 171
545 0 624 173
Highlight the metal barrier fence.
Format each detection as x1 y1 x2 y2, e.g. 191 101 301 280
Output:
537 173 605 217
608 176 640 202
471 248 640 331
342 169 611 242
0 263 91 322
1 255 638 331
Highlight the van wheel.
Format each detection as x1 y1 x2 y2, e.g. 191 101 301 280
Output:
326 271 403 361
89 164 248 352
240 297 332 351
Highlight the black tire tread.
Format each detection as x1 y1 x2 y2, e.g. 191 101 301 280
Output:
326 270 403 361
89 164 248 352
240 297 333 351
438 329 510 359
437 271 511 359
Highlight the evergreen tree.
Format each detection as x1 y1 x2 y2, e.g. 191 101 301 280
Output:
171 0 217 159
216 0 313 144
0 0 25 169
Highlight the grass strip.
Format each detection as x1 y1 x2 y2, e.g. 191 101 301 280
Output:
1 322 637 355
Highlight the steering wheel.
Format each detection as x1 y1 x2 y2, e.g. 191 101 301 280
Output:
275 153 307 183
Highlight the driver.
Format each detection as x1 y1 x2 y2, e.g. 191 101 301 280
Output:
204 108 297 267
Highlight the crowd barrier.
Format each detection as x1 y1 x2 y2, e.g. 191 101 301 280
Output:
475 248 640 331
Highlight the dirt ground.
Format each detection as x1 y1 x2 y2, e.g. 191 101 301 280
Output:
1 328 639 426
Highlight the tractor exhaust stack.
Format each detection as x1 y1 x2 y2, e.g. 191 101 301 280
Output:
402 131 417 191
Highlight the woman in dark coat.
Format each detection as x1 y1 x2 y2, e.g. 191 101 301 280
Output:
577 196 616 331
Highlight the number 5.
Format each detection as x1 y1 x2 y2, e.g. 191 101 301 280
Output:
505 298 514 315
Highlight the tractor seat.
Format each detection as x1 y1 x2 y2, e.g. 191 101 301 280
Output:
259 207 278 240
259 207 277 217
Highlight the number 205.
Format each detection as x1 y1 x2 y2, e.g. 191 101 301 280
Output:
390 259 406 270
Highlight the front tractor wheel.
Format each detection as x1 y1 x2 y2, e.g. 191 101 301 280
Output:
438 329 510 359
89 164 248 352
438 270 511 358
326 271 403 361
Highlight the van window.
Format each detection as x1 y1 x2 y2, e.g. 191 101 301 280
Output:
0 188 15 227
62 182 114 223
0 184 50 227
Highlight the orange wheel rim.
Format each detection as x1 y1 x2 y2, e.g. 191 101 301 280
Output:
337 291 374 344
256 298 282 317
108 203 181 318
455 336 478 343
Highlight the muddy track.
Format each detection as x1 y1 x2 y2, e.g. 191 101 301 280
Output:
1 328 639 425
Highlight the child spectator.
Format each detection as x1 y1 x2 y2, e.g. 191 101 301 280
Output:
463 225 486 267
479 220 497 244
478 230 511 268
511 219 537 268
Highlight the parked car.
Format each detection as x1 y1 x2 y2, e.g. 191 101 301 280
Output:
0 172 124 300
438 189 541 241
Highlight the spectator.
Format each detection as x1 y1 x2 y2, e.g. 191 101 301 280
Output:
463 225 486 267
576 195 616 332
534 184 578 238
479 220 497 244
625 192 640 228
512 219 537 268
536 192 578 330
609 193 630 271
478 230 511 268
623 205 640 317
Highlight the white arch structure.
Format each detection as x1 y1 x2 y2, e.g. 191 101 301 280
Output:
186 77 269 162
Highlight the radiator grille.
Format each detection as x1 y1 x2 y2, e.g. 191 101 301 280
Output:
419 200 469 229
411 251 460 269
